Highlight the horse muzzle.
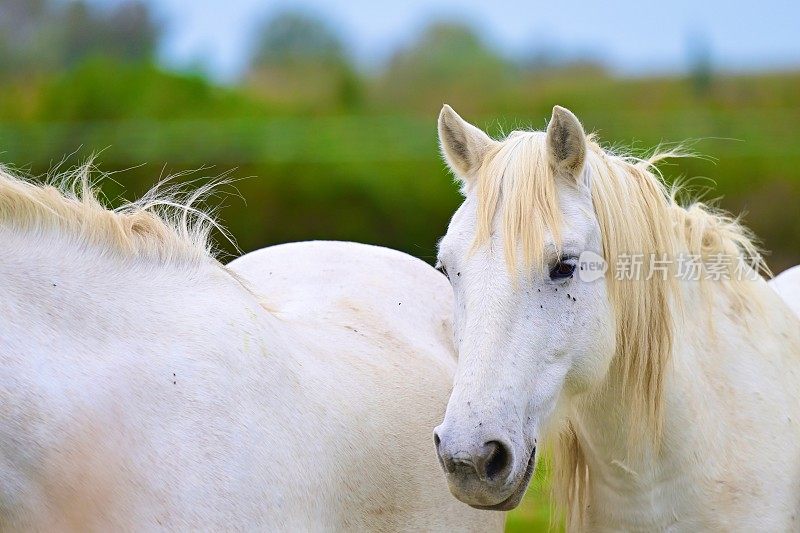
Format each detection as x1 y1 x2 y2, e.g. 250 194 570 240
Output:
433 424 536 510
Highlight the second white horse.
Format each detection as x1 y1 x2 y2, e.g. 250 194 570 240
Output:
0 166 503 531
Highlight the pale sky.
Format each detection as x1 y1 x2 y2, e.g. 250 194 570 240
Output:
89 0 800 80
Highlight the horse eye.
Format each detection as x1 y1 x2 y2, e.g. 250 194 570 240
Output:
549 260 576 280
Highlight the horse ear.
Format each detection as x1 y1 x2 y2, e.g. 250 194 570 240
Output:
546 105 587 179
438 104 494 183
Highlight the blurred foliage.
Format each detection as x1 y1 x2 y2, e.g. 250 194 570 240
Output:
1 58 269 121
373 22 518 114
504 456 557 532
0 3 799 529
3 61 798 272
251 11 347 68
0 0 156 76
245 10 362 111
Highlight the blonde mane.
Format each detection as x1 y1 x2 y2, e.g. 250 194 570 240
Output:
0 163 228 265
472 132 767 529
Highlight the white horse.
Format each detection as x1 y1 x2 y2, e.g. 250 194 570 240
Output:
0 166 504 531
432 104 800 530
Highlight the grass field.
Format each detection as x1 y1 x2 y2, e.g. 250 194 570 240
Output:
504 460 556 532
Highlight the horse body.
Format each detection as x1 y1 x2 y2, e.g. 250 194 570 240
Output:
228 241 503 531
574 275 800 530
0 169 503 531
431 104 800 530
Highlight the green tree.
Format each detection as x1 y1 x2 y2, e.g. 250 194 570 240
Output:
60 1 158 67
0 0 158 78
376 22 516 113
246 10 361 111
0 0 50 73
252 11 345 68
687 31 713 96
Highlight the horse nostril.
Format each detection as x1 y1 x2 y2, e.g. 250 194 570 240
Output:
433 430 449 471
481 440 512 481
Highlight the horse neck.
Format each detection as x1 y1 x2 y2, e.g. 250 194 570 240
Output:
565 275 798 529
1 227 295 386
